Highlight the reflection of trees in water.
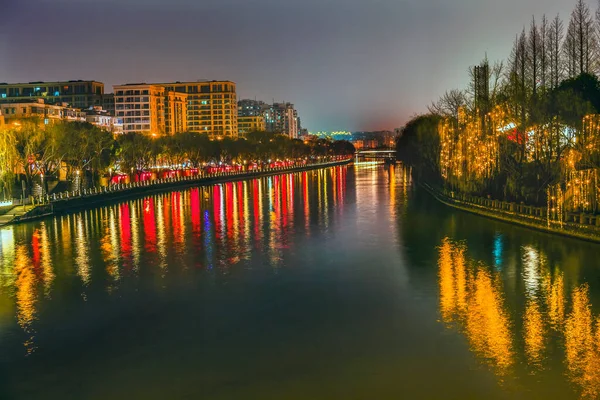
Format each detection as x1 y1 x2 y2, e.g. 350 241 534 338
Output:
438 238 513 375
438 237 600 399
564 284 600 400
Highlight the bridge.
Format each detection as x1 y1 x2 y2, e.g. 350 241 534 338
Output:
355 149 396 163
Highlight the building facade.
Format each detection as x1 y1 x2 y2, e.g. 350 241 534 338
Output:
160 81 237 138
238 115 266 136
114 84 190 136
164 91 189 135
238 99 267 117
86 107 123 135
0 99 86 124
0 80 104 109
265 102 298 139
238 99 300 139
102 94 116 116
114 84 166 136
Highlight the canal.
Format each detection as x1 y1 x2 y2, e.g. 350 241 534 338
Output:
0 164 600 399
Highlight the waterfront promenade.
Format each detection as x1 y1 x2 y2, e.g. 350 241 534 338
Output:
0 157 353 226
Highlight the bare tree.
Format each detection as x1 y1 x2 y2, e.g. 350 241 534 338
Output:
428 89 468 121
528 16 541 97
539 15 549 91
563 0 596 77
506 29 529 162
548 14 565 88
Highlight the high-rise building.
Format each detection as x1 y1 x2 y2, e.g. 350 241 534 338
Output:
114 84 165 136
239 99 300 139
160 81 237 138
264 102 298 139
0 80 104 109
114 83 188 136
238 99 267 117
238 115 266 136
164 91 189 135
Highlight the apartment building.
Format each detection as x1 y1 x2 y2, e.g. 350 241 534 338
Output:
114 84 165 136
265 102 298 139
0 99 86 124
238 115 266 136
160 81 237 138
0 80 104 109
86 107 123 135
239 99 299 139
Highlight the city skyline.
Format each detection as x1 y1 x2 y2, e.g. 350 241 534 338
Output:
2 0 580 132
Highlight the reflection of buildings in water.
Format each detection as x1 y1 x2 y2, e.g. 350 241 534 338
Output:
203 208 215 269
190 188 201 237
388 165 396 217
75 214 91 285
0 227 16 288
101 207 121 282
156 196 168 269
242 181 251 259
130 200 141 271
302 172 310 234
171 191 185 248
14 245 37 354
38 222 54 295
438 238 513 375
143 198 157 254
119 204 133 270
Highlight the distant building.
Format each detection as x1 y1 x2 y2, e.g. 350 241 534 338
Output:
265 102 298 139
351 130 395 148
86 107 123 135
160 81 237 138
238 99 300 139
0 80 104 109
113 83 188 136
238 115 266 136
238 99 267 117
164 91 189 135
102 94 115 116
0 99 85 124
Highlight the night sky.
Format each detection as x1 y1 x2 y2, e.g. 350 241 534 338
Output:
1 0 585 131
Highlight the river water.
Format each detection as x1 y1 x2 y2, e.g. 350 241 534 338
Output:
1 164 600 399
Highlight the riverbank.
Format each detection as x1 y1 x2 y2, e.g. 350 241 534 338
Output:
1 158 353 227
421 182 600 244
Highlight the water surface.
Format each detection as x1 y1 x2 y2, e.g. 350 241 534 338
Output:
1 165 600 399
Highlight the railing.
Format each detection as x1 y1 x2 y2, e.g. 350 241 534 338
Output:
424 184 600 241
31 157 352 205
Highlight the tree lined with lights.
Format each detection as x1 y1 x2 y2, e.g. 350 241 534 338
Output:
0 120 354 197
398 0 600 213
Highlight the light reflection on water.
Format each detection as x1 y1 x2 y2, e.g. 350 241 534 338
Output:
1 165 600 399
438 237 600 399
0 166 349 354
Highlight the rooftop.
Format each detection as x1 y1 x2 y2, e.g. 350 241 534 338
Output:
0 80 103 86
